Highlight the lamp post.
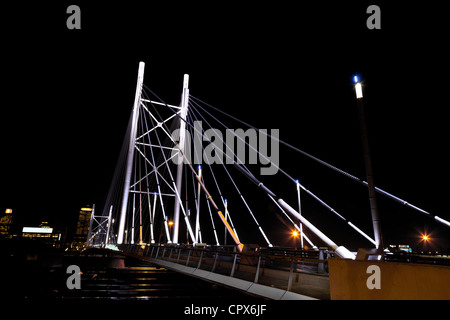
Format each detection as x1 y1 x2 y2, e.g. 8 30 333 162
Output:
354 75 384 257
295 179 304 249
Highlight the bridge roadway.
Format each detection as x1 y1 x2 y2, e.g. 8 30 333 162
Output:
118 244 331 300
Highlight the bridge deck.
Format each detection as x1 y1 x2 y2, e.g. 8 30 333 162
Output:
118 244 331 300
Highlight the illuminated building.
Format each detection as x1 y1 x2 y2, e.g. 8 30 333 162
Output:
388 244 412 253
0 208 14 238
69 205 93 250
21 221 62 247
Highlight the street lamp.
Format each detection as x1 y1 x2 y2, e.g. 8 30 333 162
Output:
354 74 384 256
354 75 363 99
292 230 299 249
419 232 432 253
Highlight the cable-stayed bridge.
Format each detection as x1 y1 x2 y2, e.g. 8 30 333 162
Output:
86 62 450 300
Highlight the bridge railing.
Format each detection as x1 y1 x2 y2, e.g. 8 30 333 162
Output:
119 244 331 299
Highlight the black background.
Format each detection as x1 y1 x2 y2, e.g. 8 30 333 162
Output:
1 1 449 250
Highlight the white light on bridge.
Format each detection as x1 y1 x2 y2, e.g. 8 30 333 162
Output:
355 82 363 99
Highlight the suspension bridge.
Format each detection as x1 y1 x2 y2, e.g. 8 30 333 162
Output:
86 61 450 300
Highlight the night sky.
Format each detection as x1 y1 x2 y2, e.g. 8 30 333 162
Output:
1 2 449 250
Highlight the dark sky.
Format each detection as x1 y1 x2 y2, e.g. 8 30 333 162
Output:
1 2 449 249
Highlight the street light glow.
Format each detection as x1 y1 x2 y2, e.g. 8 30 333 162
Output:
292 230 299 237
355 82 363 99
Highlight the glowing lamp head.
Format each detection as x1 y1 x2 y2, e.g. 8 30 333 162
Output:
353 75 359 83
355 82 363 99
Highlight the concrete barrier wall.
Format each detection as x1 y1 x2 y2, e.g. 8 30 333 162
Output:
328 258 450 300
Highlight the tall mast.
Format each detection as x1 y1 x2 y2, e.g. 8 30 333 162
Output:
172 74 189 243
117 62 145 245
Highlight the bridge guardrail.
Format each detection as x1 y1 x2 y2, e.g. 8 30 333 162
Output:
119 244 331 299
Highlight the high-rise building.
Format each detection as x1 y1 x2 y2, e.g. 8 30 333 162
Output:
69 206 93 250
0 208 14 238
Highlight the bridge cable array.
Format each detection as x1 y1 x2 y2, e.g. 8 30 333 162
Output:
93 66 449 257
190 96 450 230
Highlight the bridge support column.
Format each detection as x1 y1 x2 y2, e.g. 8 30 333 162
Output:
118 62 145 245
173 74 189 244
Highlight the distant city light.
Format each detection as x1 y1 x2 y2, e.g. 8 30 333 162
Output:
5 208 12 214
22 227 53 234
168 220 174 226
422 234 429 241
81 207 93 212
292 230 299 237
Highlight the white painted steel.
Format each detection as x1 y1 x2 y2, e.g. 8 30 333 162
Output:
118 62 145 245
172 74 189 244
